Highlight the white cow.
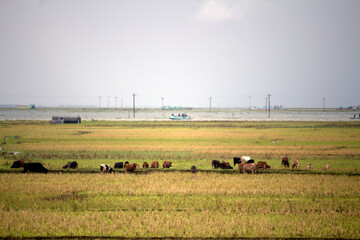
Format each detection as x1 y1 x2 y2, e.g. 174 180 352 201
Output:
241 156 251 163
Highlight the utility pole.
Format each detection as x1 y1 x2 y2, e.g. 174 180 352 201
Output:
323 98 326 112
115 96 118 110
249 96 252 109
268 94 271 118
265 96 268 111
209 97 212 111
121 98 123 109
161 97 164 110
132 94 136 118
98 96 101 109
107 96 110 109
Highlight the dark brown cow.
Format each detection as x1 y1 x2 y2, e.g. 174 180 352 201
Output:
281 156 290 168
220 161 233 169
212 160 221 169
257 161 270 170
22 163 48 173
124 163 137 173
190 165 197 174
62 161 78 169
163 161 172 168
10 159 25 168
143 162 149 168
151 161 159 168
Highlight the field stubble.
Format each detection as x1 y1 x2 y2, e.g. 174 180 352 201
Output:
0 172 359 238
1 121 360 238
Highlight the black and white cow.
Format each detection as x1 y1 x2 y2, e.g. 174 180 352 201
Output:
100 164 114 174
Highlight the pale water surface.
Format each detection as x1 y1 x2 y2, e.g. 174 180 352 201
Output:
0 108 359 121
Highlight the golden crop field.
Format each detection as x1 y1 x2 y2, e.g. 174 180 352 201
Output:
0 120 360 238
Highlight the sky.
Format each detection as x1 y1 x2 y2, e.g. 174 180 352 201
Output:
0 0 359 108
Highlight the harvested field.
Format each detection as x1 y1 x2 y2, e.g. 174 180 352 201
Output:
0 121 359 238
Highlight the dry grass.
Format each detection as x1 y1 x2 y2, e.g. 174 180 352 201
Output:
0 172 359 238
1 121 360 238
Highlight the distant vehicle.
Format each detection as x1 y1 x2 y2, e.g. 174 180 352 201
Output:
162 106 193 110
350 113 360 119
170 113 192 120
17 105 35 109
52 116 81 124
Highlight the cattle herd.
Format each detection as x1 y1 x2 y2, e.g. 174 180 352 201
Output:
8 156 323 174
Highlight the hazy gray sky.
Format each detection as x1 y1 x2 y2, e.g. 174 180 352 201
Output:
1 0 359 108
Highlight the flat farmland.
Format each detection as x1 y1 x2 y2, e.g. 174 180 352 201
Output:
0 121 360 238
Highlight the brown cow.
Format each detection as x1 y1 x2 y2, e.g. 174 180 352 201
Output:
281 156 290 168
238 162 245 173
124 163 137 174
306 162 312 170
220 161 233 169
257 161 270 170
151 161 159 168
242 163 257 174
143 162 149 168
292 158 300 169
163 161 172 168
190 165 197 174
62 161 78 169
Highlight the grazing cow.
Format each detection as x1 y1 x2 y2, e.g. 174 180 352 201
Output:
242 163 257 174
220 161 233 169
241 156 251 163
212 160 221 169
114 162 124 169
22 163 48 173
238 162 245 173
190 165 197 174
143 162 149 168
292 158 300 170
100 164 114 174
306 162 312 170
163 161 172 168
325 164 330 170
247 159 255 164
233 157 241 166
62 161 78 169
10 159 25 168
282 156 290 168
151 161 159 168
124 163 137 173
257 161 271 170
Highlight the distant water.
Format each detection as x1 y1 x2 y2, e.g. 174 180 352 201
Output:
0 108 359 121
